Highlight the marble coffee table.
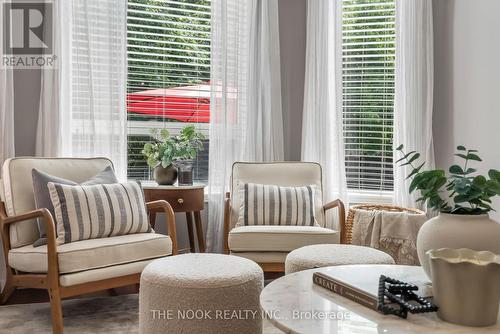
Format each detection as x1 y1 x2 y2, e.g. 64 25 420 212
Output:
260 265 500 334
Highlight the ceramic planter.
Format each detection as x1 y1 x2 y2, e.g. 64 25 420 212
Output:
154 164 178 185
428 248 500 327
417 213 500 279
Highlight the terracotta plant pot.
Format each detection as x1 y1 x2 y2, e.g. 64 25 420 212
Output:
428 248 500 327
154 164 178 185
417 213 500 279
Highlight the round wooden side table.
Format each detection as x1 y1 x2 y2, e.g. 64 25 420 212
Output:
142 183 206 253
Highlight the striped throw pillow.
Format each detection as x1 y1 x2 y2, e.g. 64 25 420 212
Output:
236 183 318 227
48 181 151 244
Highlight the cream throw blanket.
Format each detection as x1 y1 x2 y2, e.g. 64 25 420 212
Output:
351 209 427 265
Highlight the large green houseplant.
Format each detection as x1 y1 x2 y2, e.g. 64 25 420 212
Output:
142 125 205 185
396 145 500 279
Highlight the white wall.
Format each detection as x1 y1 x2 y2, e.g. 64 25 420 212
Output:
433 0 500 220
279 0 307 161
13 70 41 156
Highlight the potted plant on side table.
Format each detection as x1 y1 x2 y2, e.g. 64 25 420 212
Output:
142 125 205 185
396 145 500 279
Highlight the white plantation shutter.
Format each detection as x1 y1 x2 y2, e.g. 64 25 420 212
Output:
342 0 395 192
127 0 211 181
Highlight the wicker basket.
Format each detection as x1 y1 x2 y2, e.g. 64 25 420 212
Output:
344 204 425 244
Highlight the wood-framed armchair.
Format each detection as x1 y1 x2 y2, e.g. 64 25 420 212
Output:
0 157 178 334
223 162 346 273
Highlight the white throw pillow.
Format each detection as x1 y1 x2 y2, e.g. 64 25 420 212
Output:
48 181 151 244
236 183 319 227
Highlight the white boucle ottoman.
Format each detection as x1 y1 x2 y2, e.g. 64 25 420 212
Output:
139 253 263 334
285 244 395 274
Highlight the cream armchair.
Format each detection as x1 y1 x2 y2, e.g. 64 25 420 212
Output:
223 162 346 273
0 157 178 334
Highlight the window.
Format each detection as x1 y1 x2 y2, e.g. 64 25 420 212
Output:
127 0 211 182
342 0 395 192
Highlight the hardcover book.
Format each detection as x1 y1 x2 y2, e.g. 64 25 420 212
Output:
312 265 432 311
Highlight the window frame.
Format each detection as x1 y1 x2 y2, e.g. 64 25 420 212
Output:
341 0 396 195
126 0 212 182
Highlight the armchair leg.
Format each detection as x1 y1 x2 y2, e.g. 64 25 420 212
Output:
0 279 16 304
48 287 63 334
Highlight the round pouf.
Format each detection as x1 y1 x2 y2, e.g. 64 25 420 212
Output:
139 253 263 334
285 244 395 274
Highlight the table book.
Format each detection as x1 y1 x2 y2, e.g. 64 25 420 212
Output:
312 265 432 311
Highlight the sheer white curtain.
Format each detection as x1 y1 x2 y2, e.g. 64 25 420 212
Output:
36 1 61 157
37 0 127 180
207 0 284 252
1 1 15 289
302 0 347 229
36 68 60 157
393 0 434 209
0 2 15 165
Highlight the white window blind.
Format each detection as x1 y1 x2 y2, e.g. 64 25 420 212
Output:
342 0 395 192
127 0 211 181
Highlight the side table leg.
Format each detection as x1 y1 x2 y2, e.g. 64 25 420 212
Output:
194 211 206 253
186 212 196 253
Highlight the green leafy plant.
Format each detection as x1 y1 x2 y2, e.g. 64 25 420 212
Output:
142 125 205 168
396 145 500 214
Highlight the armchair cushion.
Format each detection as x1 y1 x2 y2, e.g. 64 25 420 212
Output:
228 225 339 252
59 259 157 287
8 233 171 274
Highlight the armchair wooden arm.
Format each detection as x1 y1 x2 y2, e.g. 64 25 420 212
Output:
0 201 60 314
0 203 59 276
323 199 347 244
146 200 178 255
